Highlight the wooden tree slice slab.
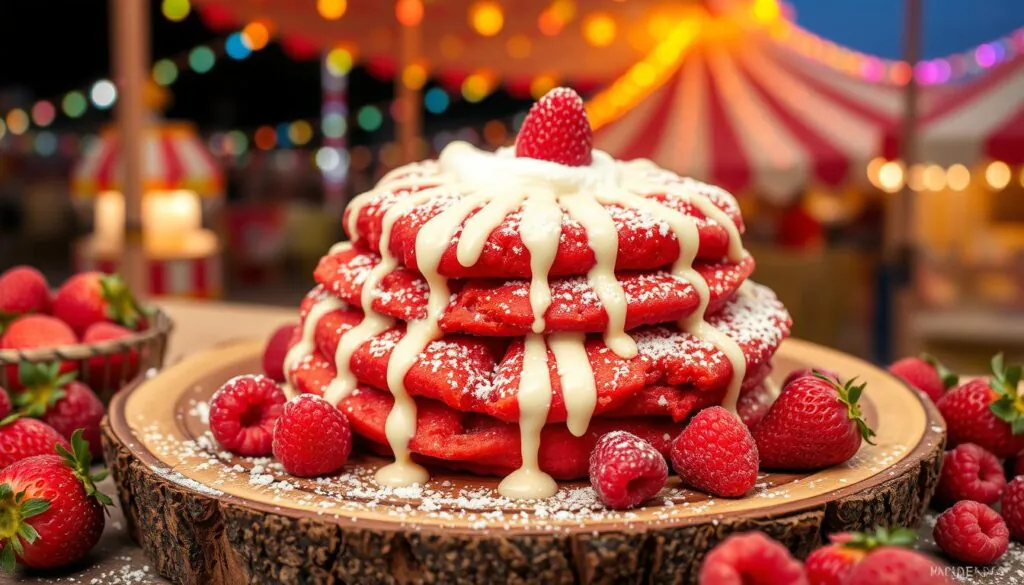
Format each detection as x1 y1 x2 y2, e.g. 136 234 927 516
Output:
102 338 945 585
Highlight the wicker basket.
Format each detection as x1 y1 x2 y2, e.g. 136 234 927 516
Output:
0 309 174 404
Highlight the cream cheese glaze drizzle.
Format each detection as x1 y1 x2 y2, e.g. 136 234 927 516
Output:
286 142 750 499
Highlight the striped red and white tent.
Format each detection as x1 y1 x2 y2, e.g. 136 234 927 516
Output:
883 55 1024 166
71 122 223 198
592 32 1008 203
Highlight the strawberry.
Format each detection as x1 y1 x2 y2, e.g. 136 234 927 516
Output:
805 527 917 585
52 272 146 336
0 314 77 350
514 87 593 166
753 373 875 470
15 363 105 458
937 354 1024 458
0 416 70 469
845 547 949 585
81 322 139 390
0 266 51 329
263 323 298 383
0 430 110 572
889 354 958 403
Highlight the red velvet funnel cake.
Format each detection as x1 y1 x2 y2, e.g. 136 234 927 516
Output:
284 87 791 499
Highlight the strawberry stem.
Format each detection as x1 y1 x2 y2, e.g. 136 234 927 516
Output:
987 353 1024 435
15 362 75 418
99 274 148 331
922 353 959 390
56 430 113 508
813 372 877 445
0 483 51 574
843 526 918 551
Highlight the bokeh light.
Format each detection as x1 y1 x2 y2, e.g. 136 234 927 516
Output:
322 112 347 138
470 2 504 37
326 48 354 75
986 161 1011 190
226 33 252 60
5 109 29 135
583 13 616 47
31 101 56 127
254 126 277 150
922 164 946 191
153 59 179 86
90 80 118 109
424 87 450 114
242 22 271 50
402 63 428 90
349 145 372 171
946 164 970 191
62 91 87 118
34 131 57 156
395 0 423 27
162 0 190 22
276 123 292 147
877 161 904 193
483 120 507 146
226 130 249 155
317 0 347 20
288 120 314 145
316 147 341 171
357 106 383 131
189 46 216 73
462 74 490 102
530 75 557 99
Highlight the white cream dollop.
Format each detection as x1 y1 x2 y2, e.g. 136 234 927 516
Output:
438 141 622 194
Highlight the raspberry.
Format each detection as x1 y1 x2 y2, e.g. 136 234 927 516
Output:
263 323 298 382
845 547 950 585
272 394 351 477
672 406 758 497
933 500 1009 565
208 375 286 457
782 367 840 389
588 430 668 510
699 532 808 585
1001 476 1024 541
514 87 593 166
933 443 1005 508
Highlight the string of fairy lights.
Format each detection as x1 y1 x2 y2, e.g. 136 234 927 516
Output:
1 0 1021 179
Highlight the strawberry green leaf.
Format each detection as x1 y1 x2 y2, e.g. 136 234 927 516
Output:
0 542 15 575
845 526 918 551
15 523 38 544
0 484 10 500
0 413 20 428
14 362 75 418
99 274 145 330
18 498 49 519
57 430 114 508
988 353 1024 434
922 353 959 389
823 375 877 445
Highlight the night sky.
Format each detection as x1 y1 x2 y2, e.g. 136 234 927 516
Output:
0 0 1021 141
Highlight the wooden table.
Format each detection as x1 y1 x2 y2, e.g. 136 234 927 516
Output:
15 300 1024 585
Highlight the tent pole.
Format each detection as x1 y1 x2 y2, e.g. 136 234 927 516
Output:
878 0 922 363
111 0 150 296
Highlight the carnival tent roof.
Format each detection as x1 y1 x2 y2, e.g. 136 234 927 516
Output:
72 122 223 198
883 55 1024 166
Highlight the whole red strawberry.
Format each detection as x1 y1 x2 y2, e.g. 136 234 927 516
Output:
263 323 298 383
81 322 139 389
845 547 949 585
0 416 70 469
0 266 50 327
933 443 1005 508
514 87 593 166
937 354 1024 458
52 272 146 336
671 406 758 497
16 363 105 459
589 430 668 510
209 375 286 457
0 430 110 572
699 531 808 585
933 500 1008 565
754 373 875 470
0 314 76 351
1001 476 1024 541
889 354 958 402
273 394 352 477
806 528 917 585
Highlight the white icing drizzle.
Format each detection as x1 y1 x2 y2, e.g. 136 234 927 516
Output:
456 192 523 266
283 294 345 389
559 192 636 358
518 189 563 334
498 334 558 499
548 332 596 437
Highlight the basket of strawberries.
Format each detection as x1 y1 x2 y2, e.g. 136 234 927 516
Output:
0 266 173 404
